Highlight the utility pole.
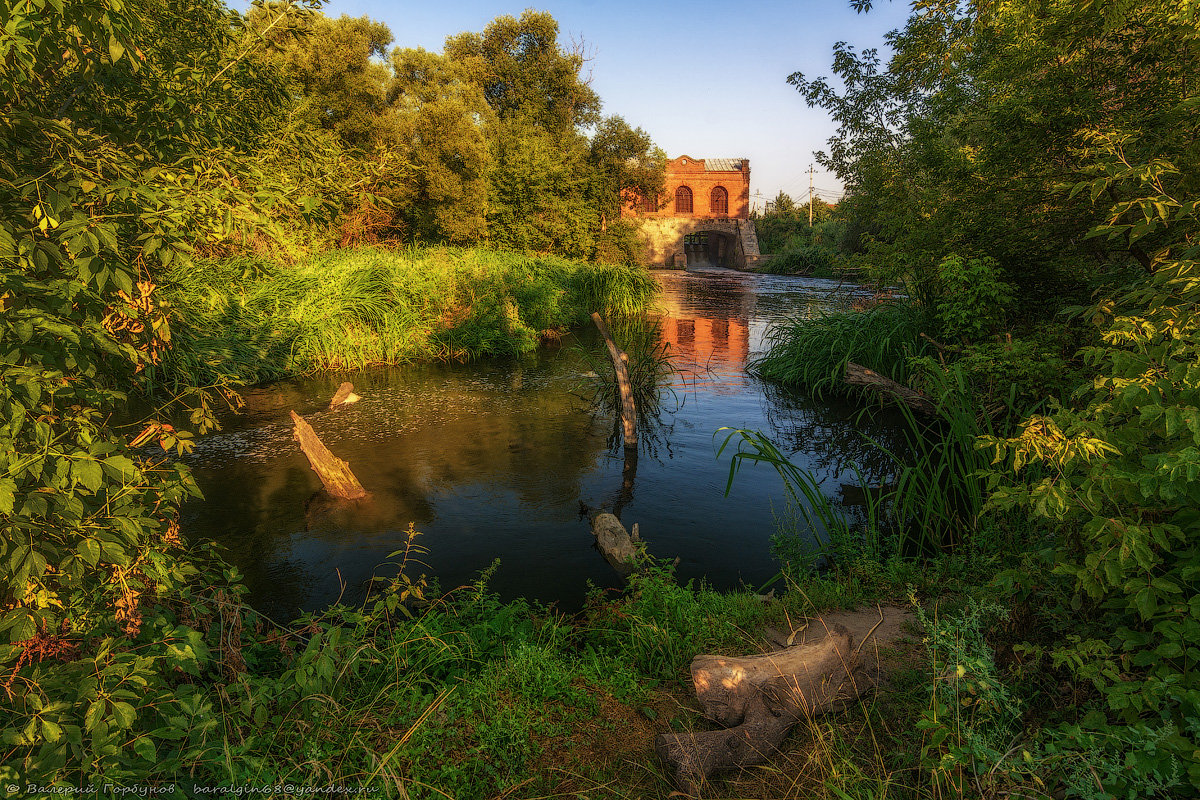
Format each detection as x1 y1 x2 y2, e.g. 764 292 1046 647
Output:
808 164 815 227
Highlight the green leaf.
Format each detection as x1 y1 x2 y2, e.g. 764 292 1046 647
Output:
133 736 156 761
111 702 136 730
84 700 105 732
0 478 15 515
72 459 103 493
0 609 36 643
101 455 138 481
78 538 101 567
41 719 63 743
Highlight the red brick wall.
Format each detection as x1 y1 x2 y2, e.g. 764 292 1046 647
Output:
625 155 750 220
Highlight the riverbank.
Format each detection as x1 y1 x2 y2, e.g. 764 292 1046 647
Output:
1 524 985 797
158 246 658 390
740 285 1200 800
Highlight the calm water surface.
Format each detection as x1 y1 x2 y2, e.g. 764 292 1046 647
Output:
181 268 899 618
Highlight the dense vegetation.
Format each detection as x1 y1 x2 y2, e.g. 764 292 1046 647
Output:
747 0 1200 796
0 0 663 791
752 192 846 277
3 0 1198 796
163 248 656 388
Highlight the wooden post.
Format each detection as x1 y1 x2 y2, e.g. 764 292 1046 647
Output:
591 312 638 451
290 410 368 500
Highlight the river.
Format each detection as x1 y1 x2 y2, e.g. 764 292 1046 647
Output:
180 267 901 619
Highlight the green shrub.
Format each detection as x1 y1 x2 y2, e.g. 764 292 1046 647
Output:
761 238 836 276
935 254 1015 342
909 334 1079 417
983 152 1200 796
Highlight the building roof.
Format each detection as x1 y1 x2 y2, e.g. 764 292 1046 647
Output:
703 158 746 172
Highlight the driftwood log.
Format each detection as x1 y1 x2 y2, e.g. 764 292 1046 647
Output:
329 381 360 409
590 512 641 575
844 362 937 417
591 312 638 451
290 410 368 500
656 625 867 795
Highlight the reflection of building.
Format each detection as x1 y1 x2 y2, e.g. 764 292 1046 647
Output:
625 155 764 270
660 315 750 374
655 281 754 374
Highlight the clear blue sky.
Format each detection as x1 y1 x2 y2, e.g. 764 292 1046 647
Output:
273 0 912 209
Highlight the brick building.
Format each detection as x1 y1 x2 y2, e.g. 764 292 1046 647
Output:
628 155 751 220
625 155 761 268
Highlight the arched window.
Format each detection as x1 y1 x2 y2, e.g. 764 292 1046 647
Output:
675 186 693 214
640 193 657 213
710 186 728 215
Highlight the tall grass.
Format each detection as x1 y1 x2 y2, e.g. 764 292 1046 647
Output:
159 246 657 390
720 369 991 569
883 368 991 551
751 302 932 396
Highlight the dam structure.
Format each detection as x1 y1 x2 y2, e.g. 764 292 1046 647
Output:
625 155 764 270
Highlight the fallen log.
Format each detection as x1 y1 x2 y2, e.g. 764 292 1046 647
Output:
590 511 642 575
844 362 937 417
591 312 638 451
329 381 360 409
290 410 368 500
656 625 867 795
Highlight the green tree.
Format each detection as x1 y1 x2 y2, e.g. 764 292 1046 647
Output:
249 9 395 151
790 0 1200 307
444 11 605 257
388 47 491 244
587 115 666 224
443 10 600 136
486 120 594 257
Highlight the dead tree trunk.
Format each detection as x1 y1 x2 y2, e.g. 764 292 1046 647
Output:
590 511 641 576
290 410 368 500
844 362 937 417
329 381 360 409
591 312 637 451
656 626 867 795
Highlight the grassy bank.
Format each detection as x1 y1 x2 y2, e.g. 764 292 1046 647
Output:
751 301 932 396
158 246 658 390
0 522 967 797
739 274 1200 798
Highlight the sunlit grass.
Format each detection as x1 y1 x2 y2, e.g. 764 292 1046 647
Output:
751 302 932 397
159 246 657 390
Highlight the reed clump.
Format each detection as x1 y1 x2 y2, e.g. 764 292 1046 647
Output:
751 301 932 396
160 246 657 388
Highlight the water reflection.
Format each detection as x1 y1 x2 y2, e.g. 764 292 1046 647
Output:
181 267 899 618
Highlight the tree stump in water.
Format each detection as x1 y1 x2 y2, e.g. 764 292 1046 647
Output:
590 511 642 575
290 410 368 500
329 381 360 409
656 625 867 796
844 362 937 417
